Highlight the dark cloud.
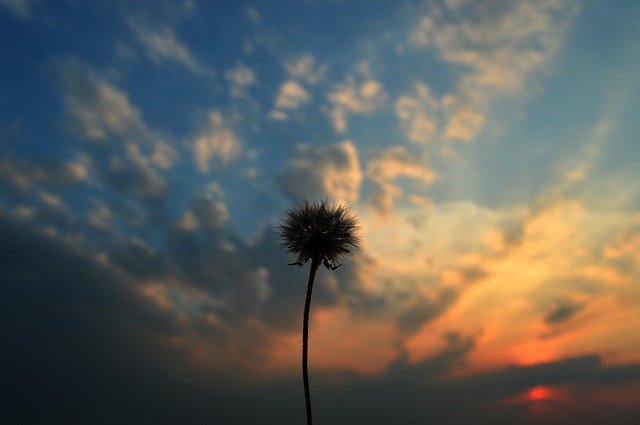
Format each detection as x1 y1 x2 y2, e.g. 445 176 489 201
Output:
2 212 640 425
0 156 87 196
109 236 169 279
106 157 167 201
544 300 584 324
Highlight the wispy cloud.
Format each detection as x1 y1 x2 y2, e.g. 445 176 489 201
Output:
284 53 327 85
59 58 175 201
406 0 576 144
366 145 436 213
127 18 214 77
0 0 34 20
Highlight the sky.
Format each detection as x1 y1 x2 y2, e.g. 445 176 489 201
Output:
1 0 640 424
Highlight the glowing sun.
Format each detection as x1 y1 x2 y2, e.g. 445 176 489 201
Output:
527 385 551 401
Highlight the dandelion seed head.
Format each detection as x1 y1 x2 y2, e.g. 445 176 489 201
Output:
278 199 361 267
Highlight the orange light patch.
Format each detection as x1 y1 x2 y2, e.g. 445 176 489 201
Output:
268 305 400 375
528 385 551 401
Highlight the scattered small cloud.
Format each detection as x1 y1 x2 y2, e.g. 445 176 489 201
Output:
225 63 256 97
442 94 485 142
0 157 88 194
58 58 175 202
329 71 386 132
61 60 147 142
127 18 213 77
284 53 327 85
270 79 311 120
245 5 260 23
192 111 242 173
395 82 439 144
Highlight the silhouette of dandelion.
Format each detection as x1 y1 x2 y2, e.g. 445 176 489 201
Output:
278 199 360 425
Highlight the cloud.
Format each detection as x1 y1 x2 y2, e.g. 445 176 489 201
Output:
329 74 386 132
128 18 212 76
269 304 401 375
410 1 574 96
279 140 362 203
1 183 640 425
106 156 167 201
366 145 436 213
274 79 310 110
175 182 229 231
442 94 485 142
109 236 168 279
60 59 176 168
0 0 33 19
407 0 576 143
224 63 256 97
192 111 242 172
88 198 112 231
395 82 439 144
57 58 178 205
284 53 327 85
401 196 640 375
270 79 311 121
61 61 146 142
544 301 584 325
0 156 88 194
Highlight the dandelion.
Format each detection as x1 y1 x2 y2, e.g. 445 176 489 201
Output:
278 199 361 425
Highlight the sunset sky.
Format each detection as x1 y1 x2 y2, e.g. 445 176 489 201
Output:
1 0 640 424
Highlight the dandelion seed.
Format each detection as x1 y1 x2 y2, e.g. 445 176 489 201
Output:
278 199 360 425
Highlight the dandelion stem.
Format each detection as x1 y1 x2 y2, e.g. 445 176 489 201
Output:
302 255 320 425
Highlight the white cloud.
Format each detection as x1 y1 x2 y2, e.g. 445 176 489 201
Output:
366 145 436 213
63 70 143 141
193 111 242 173
442 94 485 142
284 53 327 85
60 59 177 169
270 79 312 121
225 63 256 97
329 76 386 132
128 19 212 77
280 140 362 203
395 82 439 144
330 78 385 113
411 1 574 96
0 157 88 193
407 0 576 143
37 190 67 211
274 80 310 110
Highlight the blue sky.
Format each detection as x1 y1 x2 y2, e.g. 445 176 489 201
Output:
2 1 640 424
